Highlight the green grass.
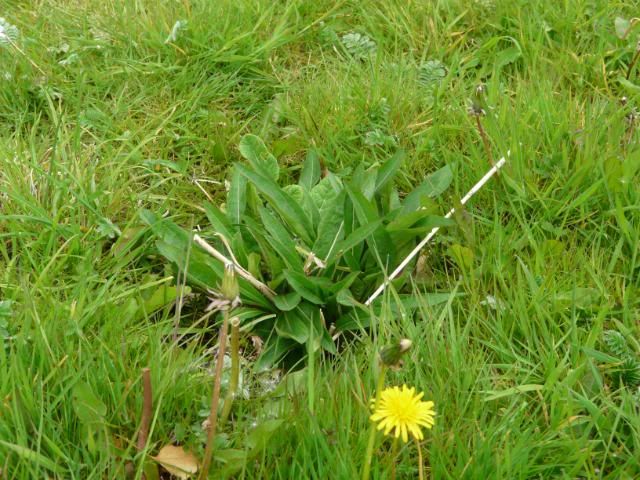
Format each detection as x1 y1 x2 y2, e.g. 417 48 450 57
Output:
2 0 640 478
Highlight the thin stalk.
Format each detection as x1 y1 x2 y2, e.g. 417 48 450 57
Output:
627 48 640 80
220 317 241 426
199 310 230 480
136 368 153 451
475 115 494 167
307 328 315 414
390 437 399 480
362 365 387 480
417 441 424 480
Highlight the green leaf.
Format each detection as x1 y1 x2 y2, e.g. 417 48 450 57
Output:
204 203 233 239
0 441 64 474
299 150 321 191
495 46 521 71
276 308 311 343
238 134 279 180
283 270 325 305
618 76 640 95
255 336 297 371
335 289 363 308
310 175 342 210
345 185 395 267
258 206 305 272
247 419 285 452
272 291 302 311
72 382 107 424
483 384 543 402
236 163 314 245
615 16 631 39
447 244 475 270
401 164 453 214
326 218 383 266
312 191 345 259
0 300 12 318
387 212 454 232
227 166 247 226
141 211 270 309
374 151 404 193
138 284 191 319
283 184 305 205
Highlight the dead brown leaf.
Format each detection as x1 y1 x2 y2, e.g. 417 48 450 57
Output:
152 445 199 479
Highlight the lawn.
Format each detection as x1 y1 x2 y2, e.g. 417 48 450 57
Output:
1 1 640 478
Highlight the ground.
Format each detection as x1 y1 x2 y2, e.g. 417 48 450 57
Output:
1 0 640 478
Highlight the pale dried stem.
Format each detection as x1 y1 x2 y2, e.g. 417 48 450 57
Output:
193 234 276 299
365 156 507 306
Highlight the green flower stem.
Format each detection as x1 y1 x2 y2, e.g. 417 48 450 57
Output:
417 440 424 480
220 317 241 426
362 365 387 480
390 437 398 480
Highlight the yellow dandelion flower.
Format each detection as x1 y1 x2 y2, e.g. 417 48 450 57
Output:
370 385 435 443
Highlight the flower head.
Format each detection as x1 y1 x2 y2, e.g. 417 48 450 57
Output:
370 385 435 443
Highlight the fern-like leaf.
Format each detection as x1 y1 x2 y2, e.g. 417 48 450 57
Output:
620 357 640 387
0 18 19 47
603 330 630 358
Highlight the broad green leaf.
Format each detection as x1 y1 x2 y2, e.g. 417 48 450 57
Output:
236 163 314 245
247 419 285 452
299 150 321 190
329 271 360 295
204 203 233 239
447 244 475 270
238 134 279 180
335 310 370 331
272 291 302 311
615 17 631 39
215 449 248 476
387 211 453 232
618 76 640 95
276 308 311 343
141 211 270 308
255 336 297 371
310 175 342 211
138 284 191 319
401 164 453 214
335 288 364 308
0 300 12 318
351 164 377 200
227 166 247 226
283 270 325 304
312 191 345 259
326 219 383 266
258 206 304 272
375 151 404 193
72 382 107 424
283 184 305 205
345 185 395 267
495 46 521 71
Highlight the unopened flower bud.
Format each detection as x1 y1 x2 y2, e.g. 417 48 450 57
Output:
221 263 240 302
379 339 412 368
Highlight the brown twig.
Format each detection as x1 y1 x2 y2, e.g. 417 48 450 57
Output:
475 115 494 167
199 312 230 480
137 368 153 451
